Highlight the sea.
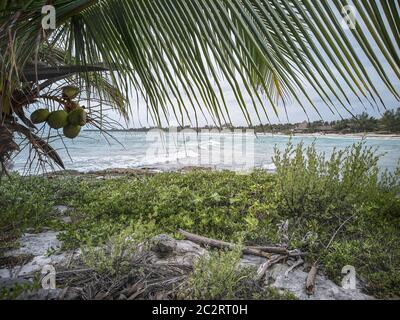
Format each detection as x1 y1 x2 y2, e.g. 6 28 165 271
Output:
12 130 400 174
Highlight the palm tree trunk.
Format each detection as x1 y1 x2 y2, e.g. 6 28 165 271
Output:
0 121 19 176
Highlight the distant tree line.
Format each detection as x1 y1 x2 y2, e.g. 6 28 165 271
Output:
242 108 400 134
102 108 400 134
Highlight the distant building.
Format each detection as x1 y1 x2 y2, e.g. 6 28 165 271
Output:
297 121 309 130
316 125 334 132
293 121 309 133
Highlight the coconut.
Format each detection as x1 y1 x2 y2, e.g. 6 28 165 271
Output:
62 86 80 100
47 110 69 129
67 101 80 112
63 124 81 139
30 109 50 124
68 107 87 126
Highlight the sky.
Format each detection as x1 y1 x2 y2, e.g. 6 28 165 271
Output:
115 63 399 129
104 3 400 129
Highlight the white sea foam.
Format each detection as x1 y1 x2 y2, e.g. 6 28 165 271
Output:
12 131 400 174
142 149 199 166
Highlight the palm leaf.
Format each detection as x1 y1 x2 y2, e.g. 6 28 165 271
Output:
1 0 399 127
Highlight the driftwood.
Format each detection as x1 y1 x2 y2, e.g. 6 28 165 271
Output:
256 255 287 281
178 229 315 292
285 258 304 278
178 229 272 259
306 264 318 295
250 247 307 257
247 246 289 255
178 229 306 258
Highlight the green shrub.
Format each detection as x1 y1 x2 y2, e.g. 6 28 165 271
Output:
58 170 276 246
0 175 57 239
185 246 246 300
272 141 400 297
81 221 156 276
182 246 295 300
0 280 40 300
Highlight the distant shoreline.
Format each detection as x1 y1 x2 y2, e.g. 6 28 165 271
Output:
83 129 400 139
85 108 400 137
269 132 400 139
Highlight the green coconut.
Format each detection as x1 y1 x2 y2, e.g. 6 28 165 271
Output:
62 86 80 100
47 110 69 129
30 109 50 124
63 124 81 139
68 107 87 126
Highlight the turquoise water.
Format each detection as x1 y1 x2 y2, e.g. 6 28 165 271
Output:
12 131 400 173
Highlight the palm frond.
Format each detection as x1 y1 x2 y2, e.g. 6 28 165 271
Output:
1 0 399 128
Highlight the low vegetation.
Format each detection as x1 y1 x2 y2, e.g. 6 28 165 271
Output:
182 246 296 300
0 142 399 299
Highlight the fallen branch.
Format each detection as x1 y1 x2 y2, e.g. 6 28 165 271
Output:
249 247 307 257
306 264 318 295
247 245 289 255
285 258 304 278
256 254 287 282
178 229 307 259
178 229 272 259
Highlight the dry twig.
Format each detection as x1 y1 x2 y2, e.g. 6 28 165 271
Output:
256 255 287 282
284 258 304 278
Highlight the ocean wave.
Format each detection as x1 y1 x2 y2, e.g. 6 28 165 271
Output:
11 131 400 174
141 149 199 166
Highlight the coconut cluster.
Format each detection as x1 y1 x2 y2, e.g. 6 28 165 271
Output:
30 86 87 139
